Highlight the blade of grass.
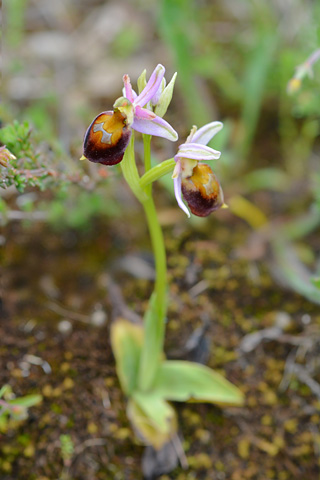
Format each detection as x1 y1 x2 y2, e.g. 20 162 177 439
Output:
240 32 277 159
158 0 211 125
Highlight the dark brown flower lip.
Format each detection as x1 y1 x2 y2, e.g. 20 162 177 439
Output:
82 111 131 166
181 186 223 217
181 164 224 217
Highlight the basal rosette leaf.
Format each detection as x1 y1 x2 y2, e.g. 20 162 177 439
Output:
138 291 166 392
9 394 42 408
152 360 244 406
127 392 177 449
110 318 144 395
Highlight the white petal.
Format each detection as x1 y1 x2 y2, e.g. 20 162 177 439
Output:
191 121 223 145
134 64 165 107
185 125 197 143
174 176 190 217
132 114 178 141
122 74 137 103
176 143 221 160
172 158 181 179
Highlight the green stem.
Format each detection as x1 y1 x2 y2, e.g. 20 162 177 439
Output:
120 134 147 203
139 158 176 190
120 132 168 391
143 134 152 196
144 197 167 313
138 194 167 391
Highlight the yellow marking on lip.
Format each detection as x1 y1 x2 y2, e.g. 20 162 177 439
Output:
188 164 219 199
92 111 127 147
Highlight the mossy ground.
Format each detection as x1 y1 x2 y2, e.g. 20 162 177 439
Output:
1 210 319 480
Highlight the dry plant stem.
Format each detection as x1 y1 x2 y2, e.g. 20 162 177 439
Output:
47 301 90 323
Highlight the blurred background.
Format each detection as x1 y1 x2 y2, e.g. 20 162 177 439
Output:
3 0 320 188
1 0 320 479
2 0 320 224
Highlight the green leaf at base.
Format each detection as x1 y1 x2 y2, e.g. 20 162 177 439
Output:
138 291 167 392
127 392 177 449
153 360 244 406
110 318 143 395
9 394 42 408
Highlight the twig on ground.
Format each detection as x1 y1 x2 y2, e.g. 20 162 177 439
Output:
102 273 142 324
47 301 91 323
171 434 188 470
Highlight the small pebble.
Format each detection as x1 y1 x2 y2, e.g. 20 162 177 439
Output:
91 308 107 327
58 319 73 335
301 313 311 325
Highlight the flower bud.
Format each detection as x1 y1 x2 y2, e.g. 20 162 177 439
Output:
82 110 131 166
0 145 16 167
154 72 177 118
181 163 224 217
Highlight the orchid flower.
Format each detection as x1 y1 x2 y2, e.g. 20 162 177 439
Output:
172 121 224 217
82 64 178 166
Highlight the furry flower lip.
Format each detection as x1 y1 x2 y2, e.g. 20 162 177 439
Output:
172 121 224 217
82 64 178 166
181 163 224 217
82 110 131 166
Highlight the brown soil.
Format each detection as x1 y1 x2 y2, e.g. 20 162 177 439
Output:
1 210 320 480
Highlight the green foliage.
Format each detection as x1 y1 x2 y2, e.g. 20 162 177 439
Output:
271 211 320 304
0 198 8 214
0 385 42 432
159 0 320 310
23 99 57 142
137 291 164 391
47 189 121 231
158 0 211 125
108 61 244 450
111 24 143 58
153 361 244 405
0 120 33 159
272 236 320 305
239 32 277 158
127 396 177 449
157 0 320 176
0 119 123 230
313 173 320 212
110 319 143 395
311 277 320 289
111 317 243 449
242 168 291 193
0 120 64 193
5 0 28 47
8 395 42 409
59 434 74 464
